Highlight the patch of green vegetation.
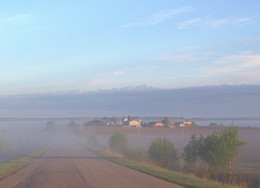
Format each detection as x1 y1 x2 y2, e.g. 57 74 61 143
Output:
44 121 58 133
197 127 246 168
89 148 231 188
148 137 178 168
124 148 149 163
0 147 48 179
183 127 246 169
109 131 129 153
68 120 82 135
237 165 260 174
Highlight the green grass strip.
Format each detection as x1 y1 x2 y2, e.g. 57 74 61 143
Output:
0 147 48 179
89 148 231 188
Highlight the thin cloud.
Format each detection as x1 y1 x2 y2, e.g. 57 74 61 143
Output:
245 37 260 47
150 7 193 24
178 17 251 29
0 14 30 23
145 66 160 72
20 26 48 32
134 65 161 73
240 51 253 55
201 54 260 74
111 71 125 77
237 71 260 82
180 46 198 51
178 18 202 29
122 6 192 28
87 71 125 86
153 51 213 63
154 54 194 63
233 17 251 25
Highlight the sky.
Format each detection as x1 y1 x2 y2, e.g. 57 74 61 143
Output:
0 0 260 95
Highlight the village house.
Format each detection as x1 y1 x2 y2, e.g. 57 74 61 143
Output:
175 121 193 127
106 120 123 126
106 121 115 126
147 121 165 127
155 121 164 127
101 117 122 127
122 116 141 127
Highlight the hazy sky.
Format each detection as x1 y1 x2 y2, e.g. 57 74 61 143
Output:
1 1 260 95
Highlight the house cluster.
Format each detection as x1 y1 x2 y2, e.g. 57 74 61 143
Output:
145 119 193 128
122 116 142 127
86 116 195 128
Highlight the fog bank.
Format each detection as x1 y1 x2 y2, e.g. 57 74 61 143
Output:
0 85 260 118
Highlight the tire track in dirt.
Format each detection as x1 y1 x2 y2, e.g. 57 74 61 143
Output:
73 160 93 188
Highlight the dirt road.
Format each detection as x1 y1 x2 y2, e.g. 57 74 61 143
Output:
0 136 182 188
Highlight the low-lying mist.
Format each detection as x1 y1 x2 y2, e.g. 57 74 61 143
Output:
1 118 259 178
0 120 62 163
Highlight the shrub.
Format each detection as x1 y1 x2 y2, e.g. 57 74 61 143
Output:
198 126 246 168
182 134 200 166
109 131 129 153
183 127 246 169
148 137 178 168
124 148 149 162
45 121 57 133
68 120 82 135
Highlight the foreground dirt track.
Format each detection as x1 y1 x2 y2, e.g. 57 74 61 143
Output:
0 137 182 188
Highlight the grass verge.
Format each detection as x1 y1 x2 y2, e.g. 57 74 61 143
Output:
88 148 231 188
0 147 49 180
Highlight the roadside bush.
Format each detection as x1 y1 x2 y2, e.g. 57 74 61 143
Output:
182 165 259 188
68 120 82 135
181 127 251 187
109 131 129 153
148 137 178 168
183 127 246 169
198 126 246 169
182 134 200 166
45 121 57 133
124 148 149 162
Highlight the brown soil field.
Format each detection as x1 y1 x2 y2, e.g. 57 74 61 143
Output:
85 126 260 171
0 135 181 188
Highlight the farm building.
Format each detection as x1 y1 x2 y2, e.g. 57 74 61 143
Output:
147 121 165 127
175 121 193 127
122 116 141 127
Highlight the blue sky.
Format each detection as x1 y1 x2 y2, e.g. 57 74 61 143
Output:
0 0 260 95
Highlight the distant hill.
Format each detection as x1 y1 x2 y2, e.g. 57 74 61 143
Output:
0 85 260 118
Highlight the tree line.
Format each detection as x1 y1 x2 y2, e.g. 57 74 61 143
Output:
109 126 246 170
